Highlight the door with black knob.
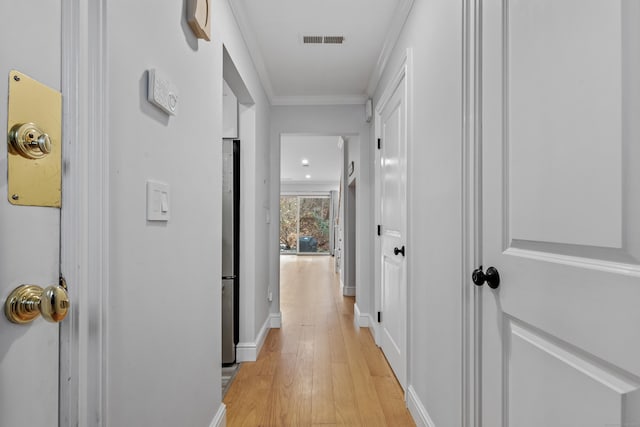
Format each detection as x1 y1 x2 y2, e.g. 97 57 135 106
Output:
480 1 640 425
377 57 408 390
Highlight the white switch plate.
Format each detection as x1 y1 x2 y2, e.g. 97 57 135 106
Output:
147 181 170 221
147 69 178 116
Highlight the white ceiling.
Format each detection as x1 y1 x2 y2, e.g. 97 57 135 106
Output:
229 0 413 105
281 135 342 184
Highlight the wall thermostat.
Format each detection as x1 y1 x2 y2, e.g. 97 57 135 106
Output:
147 69 178 116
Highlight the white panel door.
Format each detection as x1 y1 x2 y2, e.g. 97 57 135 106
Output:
0 1 62 426
379 70 407 389
481 1 640 425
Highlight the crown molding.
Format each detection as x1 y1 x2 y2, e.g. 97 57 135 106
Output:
271 94 368 106
227 0 275 103
366 0 415 96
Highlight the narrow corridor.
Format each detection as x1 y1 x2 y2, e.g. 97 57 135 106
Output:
224 256 415 426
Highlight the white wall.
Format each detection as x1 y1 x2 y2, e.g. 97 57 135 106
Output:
269 106 373 318
106 0 270 425
372 0 464 425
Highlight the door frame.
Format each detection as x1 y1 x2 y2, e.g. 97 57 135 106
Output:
373 48 412 392
463 0 482 425
59 0 109 425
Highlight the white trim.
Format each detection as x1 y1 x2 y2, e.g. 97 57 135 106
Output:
271 94 368 106
269 312 282 328
370 318 380 345
366 0 415 96
236 314 271 362
353 303 364 327
353 303 370 328
407 386 436 427
462 0 481 425
208 403 227 427
375 50 409 115
343 285 356 297
227 0 275 103
59 0 108 426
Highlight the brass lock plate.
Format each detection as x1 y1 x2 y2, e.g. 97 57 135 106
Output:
7 70 62 207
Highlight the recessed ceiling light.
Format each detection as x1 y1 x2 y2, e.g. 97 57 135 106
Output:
301 158 309 166
305 174 311 179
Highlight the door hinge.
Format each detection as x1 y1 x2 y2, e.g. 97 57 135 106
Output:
377 138 381 150
377 224 381 236
377 311 381 323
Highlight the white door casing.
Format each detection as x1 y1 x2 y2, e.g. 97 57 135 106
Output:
481 1 640 426
0 1 62 426
377 51 410 390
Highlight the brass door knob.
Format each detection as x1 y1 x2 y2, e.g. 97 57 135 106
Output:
5 284 69 324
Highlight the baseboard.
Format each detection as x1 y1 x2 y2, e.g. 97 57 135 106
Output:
236 314 271 362
353 303 369 327
343 285 355 296
208 403 226 427
269 311 282 328
407 385 436 427
369 319 380 345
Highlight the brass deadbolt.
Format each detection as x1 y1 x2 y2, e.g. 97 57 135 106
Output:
5 284 70 324
9 122 52 160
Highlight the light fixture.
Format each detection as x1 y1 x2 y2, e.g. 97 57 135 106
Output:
305 174 311 179
301 158 309 166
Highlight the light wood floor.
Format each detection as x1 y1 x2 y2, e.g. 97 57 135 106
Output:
224 255 415 427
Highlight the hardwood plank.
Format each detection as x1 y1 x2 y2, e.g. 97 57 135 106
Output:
289 324 314 426
337 310 387 426
331 362 362 426
312 323 336 424
225 374 273 426
359 328 394 378
373 376 416 427
263 352 298 426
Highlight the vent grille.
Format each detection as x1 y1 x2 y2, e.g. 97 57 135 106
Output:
302 35 345 45
303 35 323 44
323 36 344 44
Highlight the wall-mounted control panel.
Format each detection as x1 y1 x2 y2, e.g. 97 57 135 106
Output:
147 69 178 116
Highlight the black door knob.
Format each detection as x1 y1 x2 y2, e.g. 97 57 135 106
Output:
472 266 500 289
393 246 405 257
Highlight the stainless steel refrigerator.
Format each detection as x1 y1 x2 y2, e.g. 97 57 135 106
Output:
222 139 239 366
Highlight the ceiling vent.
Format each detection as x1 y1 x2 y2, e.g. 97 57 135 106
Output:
303 35 323 44
302 35 345 45
323 36 344 44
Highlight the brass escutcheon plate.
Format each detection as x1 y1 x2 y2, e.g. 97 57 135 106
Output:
7 70 62 207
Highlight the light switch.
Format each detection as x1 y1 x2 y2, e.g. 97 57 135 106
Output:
160 193 169 213
147 180 170 221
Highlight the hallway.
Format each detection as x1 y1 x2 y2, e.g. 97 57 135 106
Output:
224 256 414 426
